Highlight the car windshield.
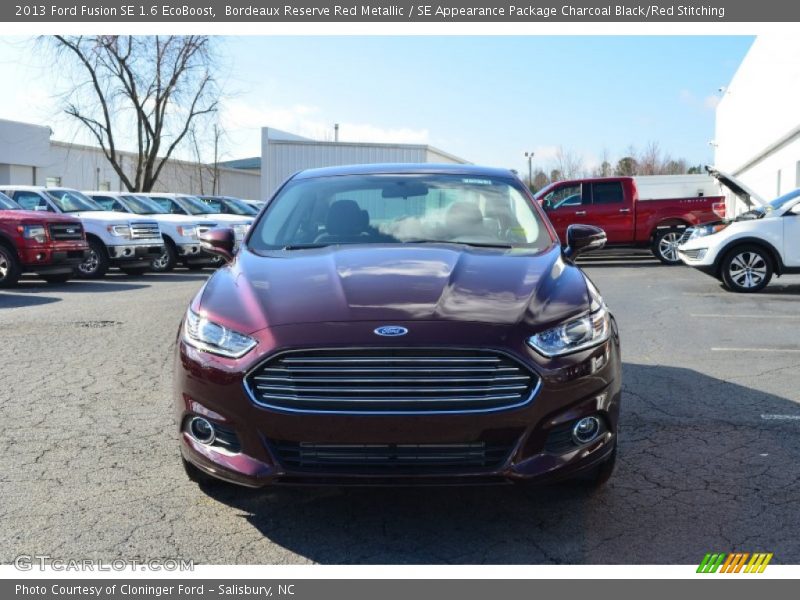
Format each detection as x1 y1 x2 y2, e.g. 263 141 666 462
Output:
766 188 800 212
47 189 101 212
0 192 19 210
177 196 213 215
221 197 258 215
248 173 553 252
120 195 166 215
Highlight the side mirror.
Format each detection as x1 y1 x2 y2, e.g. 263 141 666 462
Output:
199 227 236 263
564 224 606 260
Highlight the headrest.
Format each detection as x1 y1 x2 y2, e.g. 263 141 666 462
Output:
326 200 364 236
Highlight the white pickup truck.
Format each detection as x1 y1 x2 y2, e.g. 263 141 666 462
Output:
139 193 253 250
0 186 164 278
84 191 214 272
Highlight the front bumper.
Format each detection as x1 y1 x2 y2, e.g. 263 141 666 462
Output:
107 241 164 263
19 244 89 274
174 320 622 487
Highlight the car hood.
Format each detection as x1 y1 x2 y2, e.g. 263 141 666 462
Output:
197 244 592 334
706 166 766 207
198 214 253 224
143 213 202 225
68 210 159 223
0 209 82 224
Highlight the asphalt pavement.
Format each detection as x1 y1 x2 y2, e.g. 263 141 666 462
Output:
1 253 799 564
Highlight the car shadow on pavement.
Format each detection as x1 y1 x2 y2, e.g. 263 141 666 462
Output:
196 362 800 564
0 292 61 309
12 279 151 295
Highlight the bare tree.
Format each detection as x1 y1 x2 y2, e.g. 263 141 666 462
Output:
46 35 219 192
189 121 224 195
553 146 585 180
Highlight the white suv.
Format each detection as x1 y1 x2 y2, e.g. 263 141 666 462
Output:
0 186 164 278
678 170 800 292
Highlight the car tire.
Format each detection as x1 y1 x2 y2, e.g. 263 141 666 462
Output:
77 239 109 279
120 266 149 276
152 240 177 272
0 244 22 288
720 245 773 293
41 272 74 284
652 228 684 265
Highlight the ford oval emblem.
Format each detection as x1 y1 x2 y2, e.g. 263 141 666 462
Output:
374 325 408 337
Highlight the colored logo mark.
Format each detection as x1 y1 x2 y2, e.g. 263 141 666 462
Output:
697 552 773 573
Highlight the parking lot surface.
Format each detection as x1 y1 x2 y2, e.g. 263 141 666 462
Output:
1 255 799 564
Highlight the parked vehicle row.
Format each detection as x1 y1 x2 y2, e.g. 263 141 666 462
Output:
0 185 256 286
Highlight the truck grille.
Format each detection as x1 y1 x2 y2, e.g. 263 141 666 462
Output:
130 222 160 239
48 223 84 241
271 441 512 473
246 348 539 414
196 223 218 235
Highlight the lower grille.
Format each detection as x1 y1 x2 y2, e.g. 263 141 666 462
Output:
130 222 160 239
48 223 84 241
679 248 704 260
271 441 512 473
246 348 539 414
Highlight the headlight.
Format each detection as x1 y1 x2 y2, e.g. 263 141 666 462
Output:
527 305 611 357
176 225 198 239
107 224 132 238
689 223 728 240
183 309 257 358
233 224 250 238
20 225 47 243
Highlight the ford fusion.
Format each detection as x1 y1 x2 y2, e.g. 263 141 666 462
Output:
175 164 621 488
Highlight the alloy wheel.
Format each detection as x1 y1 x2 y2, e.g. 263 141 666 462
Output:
0 253 8 280
79 250 99 275
657 232 681 263
728 251 767 289
153 251 170 270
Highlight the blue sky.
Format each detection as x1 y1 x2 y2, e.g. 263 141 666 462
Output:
0 36 754 175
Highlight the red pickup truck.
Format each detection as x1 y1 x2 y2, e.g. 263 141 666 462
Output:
0 192 89 287
534 175 726 264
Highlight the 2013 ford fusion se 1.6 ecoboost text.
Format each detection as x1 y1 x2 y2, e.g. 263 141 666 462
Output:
175 164 621 489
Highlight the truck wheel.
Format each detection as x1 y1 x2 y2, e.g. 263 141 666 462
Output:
0 244 22 288
720 245 773 293
77 239 109 279
41 272 73 284
652 228 684 265
152 240 177 272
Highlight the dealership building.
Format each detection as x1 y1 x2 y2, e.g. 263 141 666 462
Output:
714 36 800 213
0 119 468 201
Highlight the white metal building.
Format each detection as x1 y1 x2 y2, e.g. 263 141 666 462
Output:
714 36 800 213
258 127 470 199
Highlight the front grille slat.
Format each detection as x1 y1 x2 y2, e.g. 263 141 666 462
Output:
271 441 512 473
48 223 84 241
130 222 160 239
246 348 539 414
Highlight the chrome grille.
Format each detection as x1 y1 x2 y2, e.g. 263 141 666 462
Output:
246 348 539 414
271 441 512 473
48 223 83 241
130 222 160 239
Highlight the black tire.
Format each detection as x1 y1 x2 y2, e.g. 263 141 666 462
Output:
77 239 110 279
652 228 684 265
720 244 773 293
152 239 177 272
41 272 73 284
120 266 149 276
0 243 22 288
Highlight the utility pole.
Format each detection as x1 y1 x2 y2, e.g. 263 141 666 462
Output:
524 151 534 190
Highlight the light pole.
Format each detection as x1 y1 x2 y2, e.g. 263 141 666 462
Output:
524 151 534 189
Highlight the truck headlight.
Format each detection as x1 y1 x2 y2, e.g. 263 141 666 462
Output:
527 305 611 357
689 223 728 240
107 224 132 239
20 225 47 244
183 309 257 359
176 225 198 239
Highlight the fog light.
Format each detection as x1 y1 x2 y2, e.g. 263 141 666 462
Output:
696 249 707 260
188 416 215 445
572 416 601 444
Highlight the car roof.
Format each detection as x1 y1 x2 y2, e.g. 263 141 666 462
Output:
292 163 517 180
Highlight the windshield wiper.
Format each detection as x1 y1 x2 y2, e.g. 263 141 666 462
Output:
282 243 332 250
402 239 513 249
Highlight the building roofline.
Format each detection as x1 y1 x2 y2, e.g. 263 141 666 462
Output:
266 138 470 164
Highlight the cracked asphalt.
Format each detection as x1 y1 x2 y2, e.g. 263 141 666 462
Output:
1 254 799 565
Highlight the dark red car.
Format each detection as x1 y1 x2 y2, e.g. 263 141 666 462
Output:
175 164 621 489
